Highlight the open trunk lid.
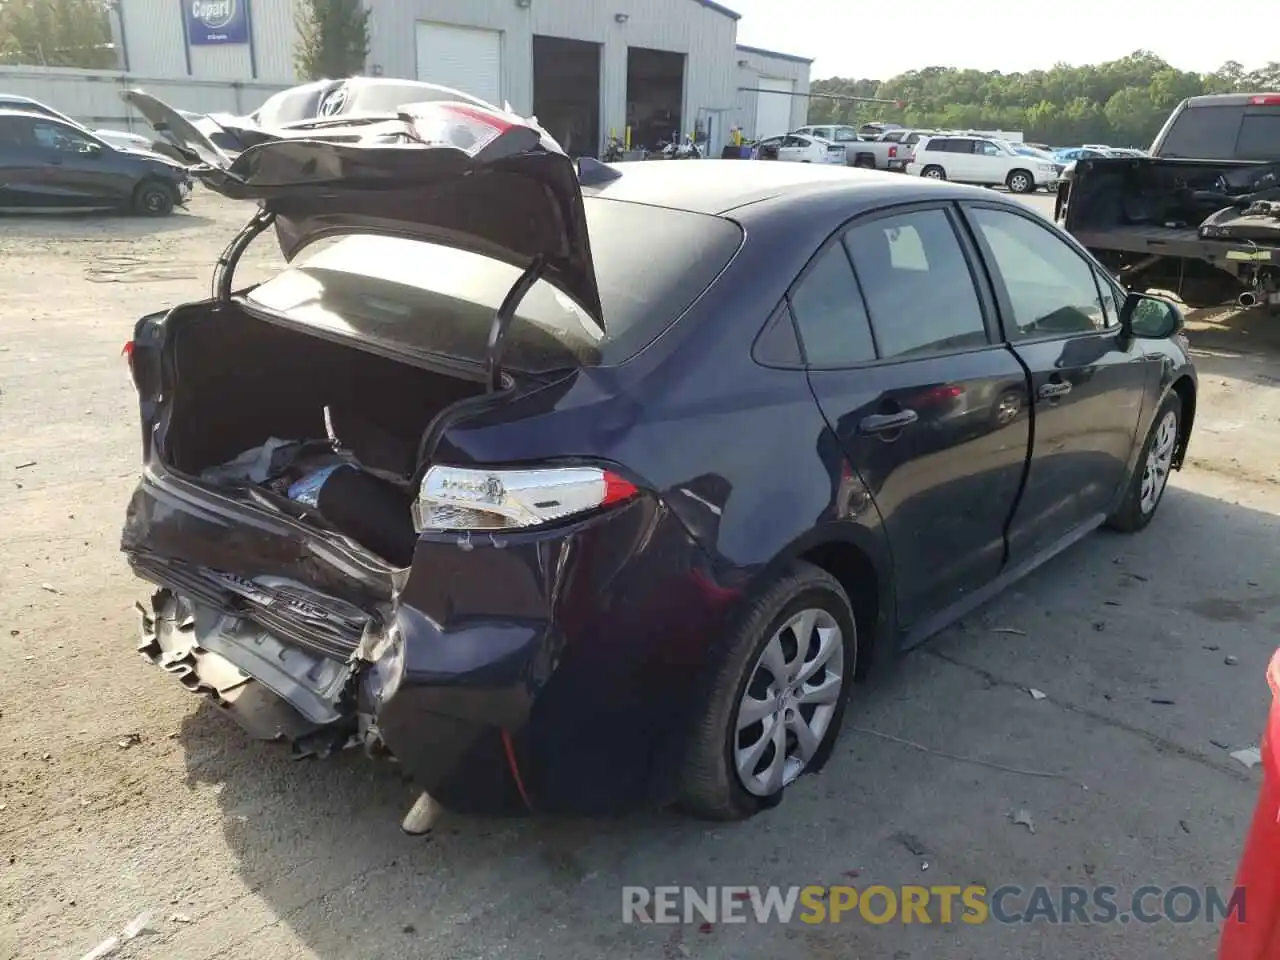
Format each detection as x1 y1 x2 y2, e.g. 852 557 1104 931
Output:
121 88 604 326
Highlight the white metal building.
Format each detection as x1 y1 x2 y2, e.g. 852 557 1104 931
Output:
734 44 813 141
108 0 811 156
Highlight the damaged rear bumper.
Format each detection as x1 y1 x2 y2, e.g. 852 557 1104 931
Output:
123 462 736 816
123 464 550 813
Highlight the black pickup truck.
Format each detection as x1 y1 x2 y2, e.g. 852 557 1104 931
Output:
1058 93 1280 314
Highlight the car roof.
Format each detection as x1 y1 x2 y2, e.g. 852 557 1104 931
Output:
1182 93 1280 108
0 108 68 122
580 158 989 217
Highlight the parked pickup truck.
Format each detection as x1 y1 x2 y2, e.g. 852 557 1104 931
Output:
1058 93 1280 314
840 129 933 171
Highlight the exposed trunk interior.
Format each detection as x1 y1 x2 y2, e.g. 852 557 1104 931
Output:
166 306 484 478
160 306 487 566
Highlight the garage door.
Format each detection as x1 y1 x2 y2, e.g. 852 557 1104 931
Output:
415 22 502 106
754 76 795 139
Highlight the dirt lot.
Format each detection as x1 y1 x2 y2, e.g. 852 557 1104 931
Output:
2 191 1279 960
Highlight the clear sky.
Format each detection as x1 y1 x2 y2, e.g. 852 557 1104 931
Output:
728 0 1264 81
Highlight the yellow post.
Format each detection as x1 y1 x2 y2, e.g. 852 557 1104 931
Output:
625 126 632 150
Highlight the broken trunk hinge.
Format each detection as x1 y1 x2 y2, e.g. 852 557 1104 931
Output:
486 256 546 393
213 207 276 302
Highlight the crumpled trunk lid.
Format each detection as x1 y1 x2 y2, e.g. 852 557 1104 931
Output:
121 87 604 326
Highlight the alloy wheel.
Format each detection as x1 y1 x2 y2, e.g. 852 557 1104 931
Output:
733 607 844 796
1139 410 1178 514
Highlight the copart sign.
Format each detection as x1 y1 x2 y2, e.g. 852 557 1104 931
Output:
184 0 250 45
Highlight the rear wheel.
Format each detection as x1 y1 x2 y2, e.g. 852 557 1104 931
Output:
1106 392 1182 532
921 165 946 180
679 563 856 821
133 180 175 217
1006 169 1035 193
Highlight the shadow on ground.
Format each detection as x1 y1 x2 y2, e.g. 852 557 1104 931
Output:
171 484 1277 959
0 207 216 238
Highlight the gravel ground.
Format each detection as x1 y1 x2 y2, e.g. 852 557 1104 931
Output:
1 190 1278 960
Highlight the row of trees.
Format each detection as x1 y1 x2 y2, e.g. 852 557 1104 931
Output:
0 0 370 79
808 52 1280 148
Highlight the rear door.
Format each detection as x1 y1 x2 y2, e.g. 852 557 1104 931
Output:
0 116 40 207
960 202 1149 561
796 203 1032 627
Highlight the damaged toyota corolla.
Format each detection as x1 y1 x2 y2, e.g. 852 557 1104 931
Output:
120 89 1196 828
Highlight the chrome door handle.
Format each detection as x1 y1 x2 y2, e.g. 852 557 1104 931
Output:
1038 381 1072 400
859 409 919 434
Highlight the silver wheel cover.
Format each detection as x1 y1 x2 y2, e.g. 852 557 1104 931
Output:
733 607 844 796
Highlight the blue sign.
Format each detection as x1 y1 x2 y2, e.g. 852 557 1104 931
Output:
184 0 250 45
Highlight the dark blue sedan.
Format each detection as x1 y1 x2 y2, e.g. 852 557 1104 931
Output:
120 99 1197 825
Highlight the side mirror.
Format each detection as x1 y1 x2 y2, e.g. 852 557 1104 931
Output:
1120 292 1182 341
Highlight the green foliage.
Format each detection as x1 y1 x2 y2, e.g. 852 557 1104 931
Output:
0 0 116 69
808 51 1280 148
294 0 370 81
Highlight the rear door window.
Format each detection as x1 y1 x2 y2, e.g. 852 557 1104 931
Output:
787 242 877 366
924 138 950 152
843 209 989 359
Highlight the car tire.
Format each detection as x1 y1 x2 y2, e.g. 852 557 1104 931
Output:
133 180 175 217
1106 392 1182 533
1006 169 1035 194
678 562 856 821
921 165 946 180
854 154 876 169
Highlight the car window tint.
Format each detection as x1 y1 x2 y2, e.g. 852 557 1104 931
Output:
0 116 30 146
843 209 988 359
924 138 947 152
788 242 876 366
31 121 94 153
969 207 1107 338
1236 112 1280 160
1158 104 1245 159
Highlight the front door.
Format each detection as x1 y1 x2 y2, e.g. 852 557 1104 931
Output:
960 202 1149 562
794 204 1033 627
26 119 119 206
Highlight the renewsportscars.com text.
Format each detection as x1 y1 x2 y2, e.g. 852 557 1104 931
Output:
622 884 1245 926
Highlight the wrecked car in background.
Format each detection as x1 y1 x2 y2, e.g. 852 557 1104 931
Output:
135 76 516 163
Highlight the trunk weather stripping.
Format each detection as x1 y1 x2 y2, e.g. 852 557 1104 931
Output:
215 207 275 300
487 256 546 392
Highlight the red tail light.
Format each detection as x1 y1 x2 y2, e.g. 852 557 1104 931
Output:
1249 94 1280 105
889 145 898 158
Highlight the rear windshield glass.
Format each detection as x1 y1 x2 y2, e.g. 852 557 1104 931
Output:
1157 104 1280 160
245 197 743 373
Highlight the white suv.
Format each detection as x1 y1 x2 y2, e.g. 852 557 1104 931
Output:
905 134 1059 193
